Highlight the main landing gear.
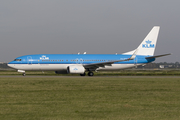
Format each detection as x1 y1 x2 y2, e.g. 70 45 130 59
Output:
88 72 94 76
80 72 94 76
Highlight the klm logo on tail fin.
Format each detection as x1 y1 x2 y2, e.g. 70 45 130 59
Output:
142 40 155 48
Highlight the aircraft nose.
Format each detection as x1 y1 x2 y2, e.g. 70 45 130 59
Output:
7 62 14 68
7 63 12 68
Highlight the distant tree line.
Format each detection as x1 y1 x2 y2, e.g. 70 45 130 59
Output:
0 63 11 69
137 62 180 69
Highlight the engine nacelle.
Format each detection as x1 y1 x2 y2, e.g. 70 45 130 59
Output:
67 65 85 74
55 70 68 74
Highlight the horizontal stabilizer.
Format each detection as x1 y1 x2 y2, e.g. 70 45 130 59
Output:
145 53 171 59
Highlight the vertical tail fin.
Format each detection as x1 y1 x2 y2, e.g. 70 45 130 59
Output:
137 26 160 56
123 26 160 56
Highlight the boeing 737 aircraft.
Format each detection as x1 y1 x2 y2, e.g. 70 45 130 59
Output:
8 26 170 76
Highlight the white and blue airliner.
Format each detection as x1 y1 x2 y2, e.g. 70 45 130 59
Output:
8 26 170 76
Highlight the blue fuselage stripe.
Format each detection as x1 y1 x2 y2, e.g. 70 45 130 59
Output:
8 54 155 64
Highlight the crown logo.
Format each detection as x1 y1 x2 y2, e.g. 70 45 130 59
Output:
74 68 78 70
145 40 152 44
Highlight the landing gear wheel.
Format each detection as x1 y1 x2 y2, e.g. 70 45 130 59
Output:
80 72 86 76
22 73 26 76
88 72 94 76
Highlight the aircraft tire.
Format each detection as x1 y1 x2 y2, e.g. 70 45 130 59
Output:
88 72 94 76
22 73 26 76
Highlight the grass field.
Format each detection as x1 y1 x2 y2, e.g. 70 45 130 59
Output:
0 77 180 120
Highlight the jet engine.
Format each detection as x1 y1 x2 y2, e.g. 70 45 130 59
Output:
67 65 85 74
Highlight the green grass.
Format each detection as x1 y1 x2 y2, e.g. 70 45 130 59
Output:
0 77 180 120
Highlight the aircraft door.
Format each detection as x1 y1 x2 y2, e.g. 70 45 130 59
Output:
27 56 32 65
134 57 138 65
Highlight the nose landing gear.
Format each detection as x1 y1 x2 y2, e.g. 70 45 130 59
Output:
17 70 26 76
22 73 26 76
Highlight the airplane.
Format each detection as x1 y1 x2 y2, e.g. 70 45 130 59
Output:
8 26 170 76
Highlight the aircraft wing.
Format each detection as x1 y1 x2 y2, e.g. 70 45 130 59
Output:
83 49 138 70
83 59 130 69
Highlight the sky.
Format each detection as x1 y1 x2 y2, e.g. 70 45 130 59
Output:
0 0 180 62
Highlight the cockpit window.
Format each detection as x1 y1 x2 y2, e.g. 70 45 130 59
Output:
14 59 22 61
